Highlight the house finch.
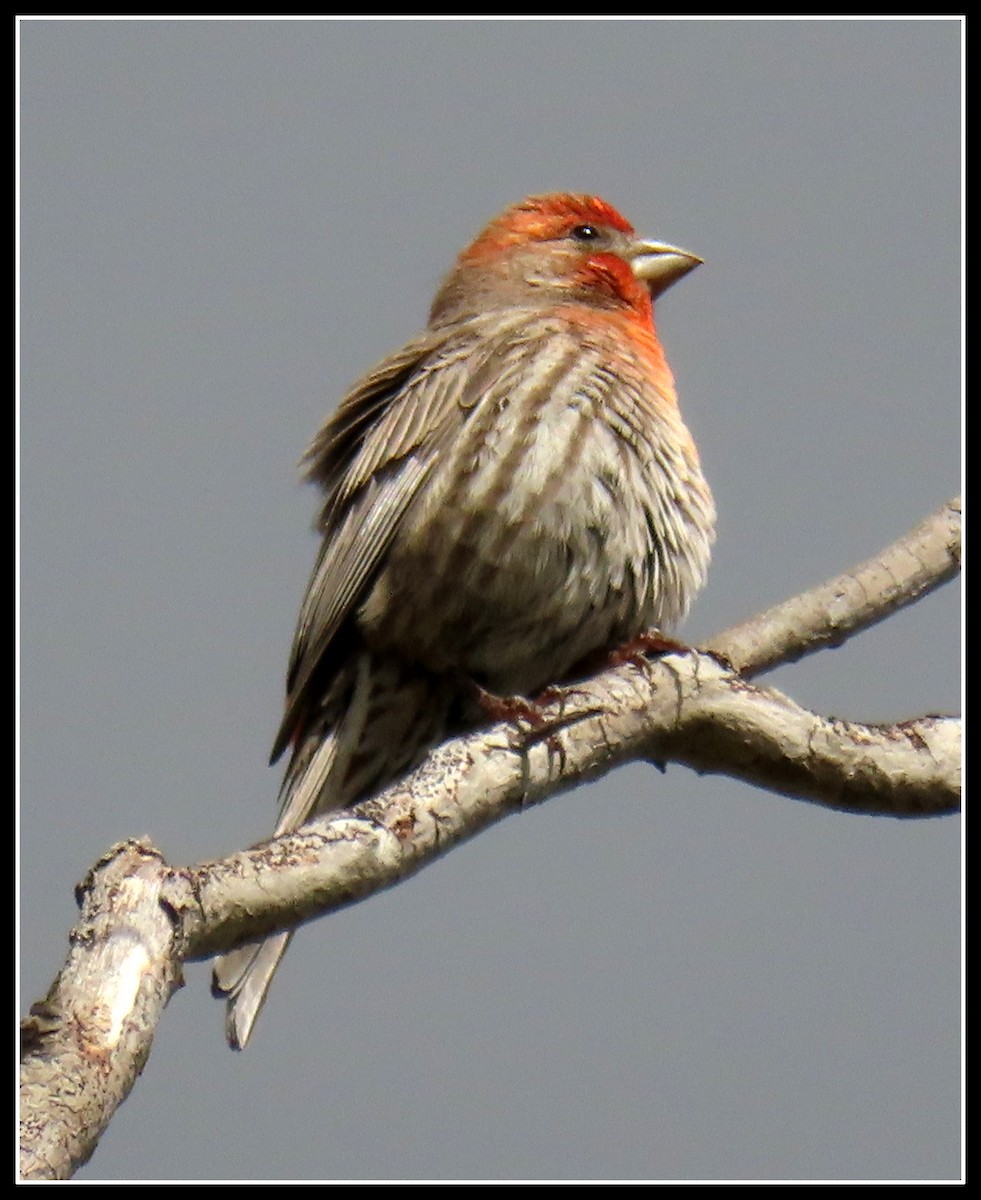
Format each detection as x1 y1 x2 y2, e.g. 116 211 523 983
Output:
212 193 716 1048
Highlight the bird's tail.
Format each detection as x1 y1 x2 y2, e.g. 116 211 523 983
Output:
211 653 458 1049
211 932 294 1050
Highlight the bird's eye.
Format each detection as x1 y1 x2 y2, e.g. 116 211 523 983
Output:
570 224 601 242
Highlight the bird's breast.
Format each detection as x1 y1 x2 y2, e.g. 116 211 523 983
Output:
357 369 714 696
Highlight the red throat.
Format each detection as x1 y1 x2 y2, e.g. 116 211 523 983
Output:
572 252 655 323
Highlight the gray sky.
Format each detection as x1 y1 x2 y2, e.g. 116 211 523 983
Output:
19 17 962 1182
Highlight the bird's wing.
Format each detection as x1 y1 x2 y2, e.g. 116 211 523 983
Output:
270 321 505 763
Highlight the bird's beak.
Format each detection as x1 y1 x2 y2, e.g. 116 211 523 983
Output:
627 239 703 298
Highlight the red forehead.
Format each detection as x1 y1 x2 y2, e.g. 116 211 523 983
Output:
510 193 635 235
461 193 635 263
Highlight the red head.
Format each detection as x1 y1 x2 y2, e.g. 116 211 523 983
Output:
430 193 700 327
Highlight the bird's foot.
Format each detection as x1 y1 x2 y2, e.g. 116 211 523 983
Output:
470 680 601 747
471 682 556 728
608 629 690 669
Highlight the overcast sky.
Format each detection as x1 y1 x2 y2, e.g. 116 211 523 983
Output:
19 17 962 1182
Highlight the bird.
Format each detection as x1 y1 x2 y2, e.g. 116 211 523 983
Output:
211 192 716 1048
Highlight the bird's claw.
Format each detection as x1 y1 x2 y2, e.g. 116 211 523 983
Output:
608 629 690 670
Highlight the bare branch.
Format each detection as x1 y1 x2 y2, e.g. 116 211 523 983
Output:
176 650 959 964
708 497 961 678
20 842 182 1180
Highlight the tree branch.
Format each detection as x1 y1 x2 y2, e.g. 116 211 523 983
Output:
707 497 961 678
20 498 961 1178
179 654 958 965
20 843 182 1179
